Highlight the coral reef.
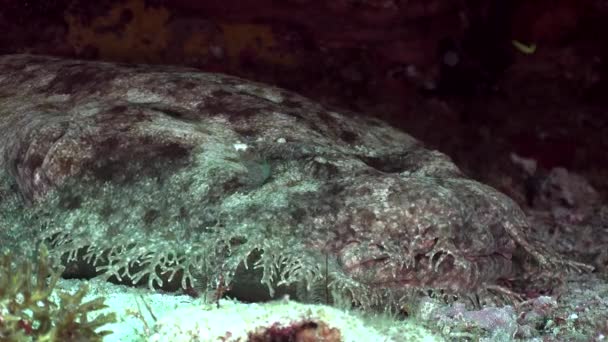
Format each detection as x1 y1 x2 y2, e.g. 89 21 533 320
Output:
248 320 341 342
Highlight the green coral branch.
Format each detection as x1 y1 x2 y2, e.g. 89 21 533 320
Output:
0 245 115 341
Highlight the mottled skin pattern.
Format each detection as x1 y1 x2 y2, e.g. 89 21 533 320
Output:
317 167 591 299
0 55 591 304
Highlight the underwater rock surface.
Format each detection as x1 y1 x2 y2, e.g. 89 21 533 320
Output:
0 54 583 308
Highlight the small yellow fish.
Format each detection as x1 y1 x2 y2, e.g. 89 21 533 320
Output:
512 40 537 54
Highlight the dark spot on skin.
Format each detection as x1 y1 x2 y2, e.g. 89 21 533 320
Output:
46 66 114 94
34 102 63 112
215 77 240 87
182 81 197 90
25 155 44 173
143 209 160 225
100 203 114 219
357 186 373 197
415 254 426 266
222 177 243 193
305 158 339 179
108 105 128 114
6 59 30 71
59 194 82 210
316 110 343 135
308 122 323 134
357 208 376 227
359 154 417 173
211 89 233 98
289 207 308 222
287 111 305 120
282 98 302 109
87 136 191 184
156 142 190 159
365 118 385 127
197 98 226 116
93 160 126 182
58 61 91 73
317 111 335 125
18 56 50 67
233 127 259 138
224 156 239 163
95 106 152 128
96 136 121 151
178 206 188 220
227 108 258 121
152 106 185 119
106 224 121 237
339 130 358 144
229 236 248 246
558 197 573 208
115 61 144 69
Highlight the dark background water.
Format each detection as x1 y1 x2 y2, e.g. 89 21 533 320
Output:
1 0 606 198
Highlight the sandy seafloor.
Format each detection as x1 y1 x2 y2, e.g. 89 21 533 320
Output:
52 271 608 342
53 278 440 341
